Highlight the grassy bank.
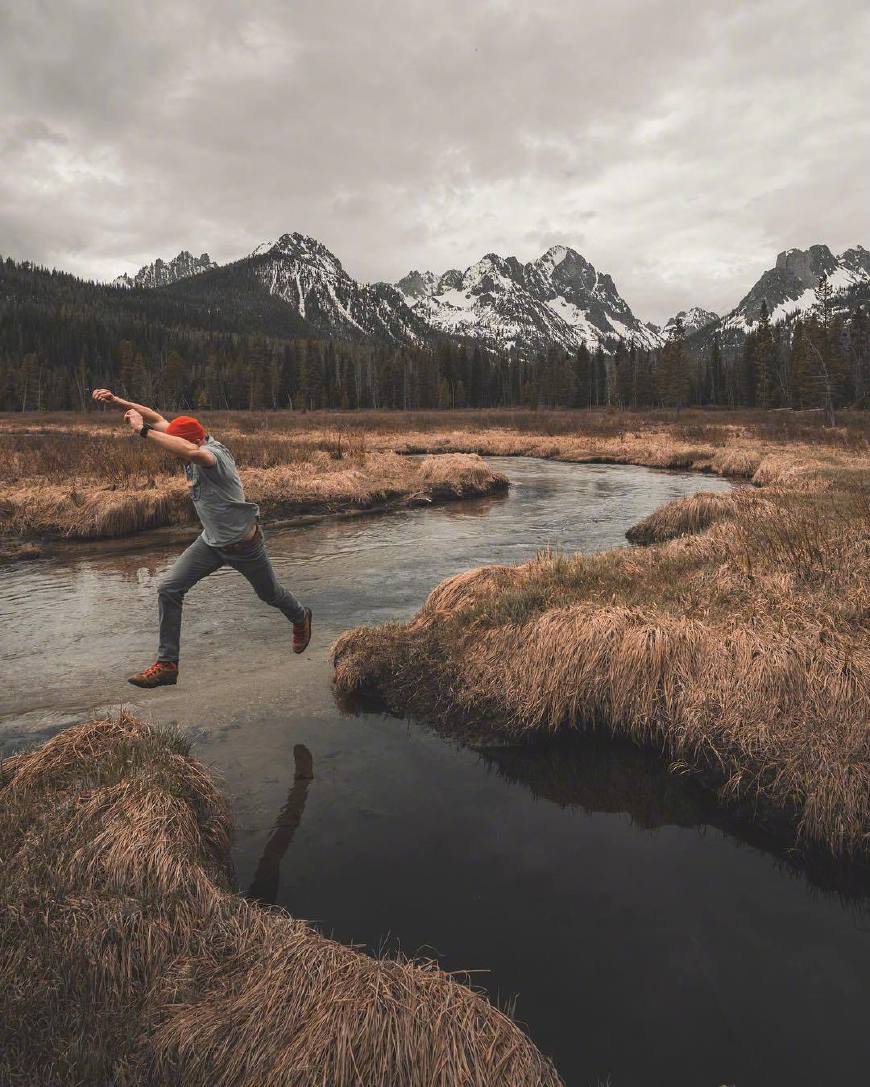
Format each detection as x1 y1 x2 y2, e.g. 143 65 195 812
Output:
0 713 561 1086
332 420 870 861
0 413 507 545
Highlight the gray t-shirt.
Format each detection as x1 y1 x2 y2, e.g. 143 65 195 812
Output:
183 436 259 547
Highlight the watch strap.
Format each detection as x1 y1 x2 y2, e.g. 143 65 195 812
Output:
139 423 152 439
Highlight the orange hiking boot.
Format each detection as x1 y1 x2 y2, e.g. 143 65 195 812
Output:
128 660 179 688
293 608 312 655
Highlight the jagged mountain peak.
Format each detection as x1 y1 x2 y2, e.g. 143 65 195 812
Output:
663 307 720 337
247 231 428 344
396 269 442 300
719 242 869 333
840 244 870 276
538 243 574 264
251 232 347 276
774 245 839 288
396 243 659 353
113 249 217 289
533 244 589 273
465 253 526 289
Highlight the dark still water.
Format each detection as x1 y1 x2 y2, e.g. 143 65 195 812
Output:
2 459 868 1087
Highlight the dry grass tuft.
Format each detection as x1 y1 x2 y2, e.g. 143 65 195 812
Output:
710 448 763 478
0 713 562 1087
625 491 739 544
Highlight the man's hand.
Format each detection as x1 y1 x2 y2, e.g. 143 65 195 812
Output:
124 409 144 433
90 390 169 430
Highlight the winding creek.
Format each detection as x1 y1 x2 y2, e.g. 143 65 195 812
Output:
2 457 869 1086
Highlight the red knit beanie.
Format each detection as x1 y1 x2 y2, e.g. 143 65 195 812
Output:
166 416 206 443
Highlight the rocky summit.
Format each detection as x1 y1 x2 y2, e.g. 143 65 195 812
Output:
113 250 217 289
248 233 430 343
659 307 720 339
721 244 870 332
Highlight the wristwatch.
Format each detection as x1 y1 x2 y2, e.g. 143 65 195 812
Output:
139 423 152 439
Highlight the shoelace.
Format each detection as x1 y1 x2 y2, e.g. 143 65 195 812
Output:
142 662 174 678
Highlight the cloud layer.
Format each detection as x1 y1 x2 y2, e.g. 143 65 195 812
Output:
1 0 867 322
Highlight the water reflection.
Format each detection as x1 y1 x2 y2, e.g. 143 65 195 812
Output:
247 744 315 906
338 680 870 906
479 734 870 905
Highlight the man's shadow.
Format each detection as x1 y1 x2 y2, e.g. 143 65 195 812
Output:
247 743 314 907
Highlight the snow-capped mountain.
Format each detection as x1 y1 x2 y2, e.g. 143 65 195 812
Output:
113 250 217 289
721 244 869 332
248 233 429 343
659 307 719 339
397 245 661 354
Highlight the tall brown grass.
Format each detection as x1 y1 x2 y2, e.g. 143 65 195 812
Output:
333 467 870 860
0 445 507 541
0 713 562 1086
3 407 867 545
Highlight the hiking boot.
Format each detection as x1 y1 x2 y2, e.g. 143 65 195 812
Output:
293 608 312 655
128 660 178 688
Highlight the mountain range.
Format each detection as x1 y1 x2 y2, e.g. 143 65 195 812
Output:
112 237 869 355
395 245 661 353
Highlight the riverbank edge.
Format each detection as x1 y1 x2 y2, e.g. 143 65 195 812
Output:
0 425 770 564
0 456 510 562
331 440 869 864
0 712 563 1086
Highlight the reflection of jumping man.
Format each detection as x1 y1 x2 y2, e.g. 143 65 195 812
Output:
248 744 315 906
92 389 312 688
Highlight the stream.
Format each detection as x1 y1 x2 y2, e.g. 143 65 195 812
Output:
1 457 868 1087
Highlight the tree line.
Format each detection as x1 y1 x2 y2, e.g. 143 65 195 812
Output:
1 256 866 414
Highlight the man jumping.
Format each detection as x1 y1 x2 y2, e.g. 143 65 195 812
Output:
92 389 312 687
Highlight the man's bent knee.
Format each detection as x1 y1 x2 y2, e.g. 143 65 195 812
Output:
256 585 282 607
157 577 186 602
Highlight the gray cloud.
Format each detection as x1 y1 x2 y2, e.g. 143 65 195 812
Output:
1 0 867 322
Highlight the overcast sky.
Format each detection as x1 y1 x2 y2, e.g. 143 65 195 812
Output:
1 0 867 323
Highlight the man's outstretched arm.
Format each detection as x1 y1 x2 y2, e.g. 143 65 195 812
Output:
122 408 215 466
92 388 170 431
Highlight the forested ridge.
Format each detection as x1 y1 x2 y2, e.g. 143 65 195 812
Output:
1 255 866 413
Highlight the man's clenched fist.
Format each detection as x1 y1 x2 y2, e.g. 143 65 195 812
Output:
124 409 144 432
92 388 116 404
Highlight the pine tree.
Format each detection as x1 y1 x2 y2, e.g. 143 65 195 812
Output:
754 300 777 408
708 333 723 405
161 351 185 408
850 305 868 406
613 341 632 408
658 315 690 409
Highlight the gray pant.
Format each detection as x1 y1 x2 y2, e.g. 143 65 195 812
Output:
157 528 305 662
